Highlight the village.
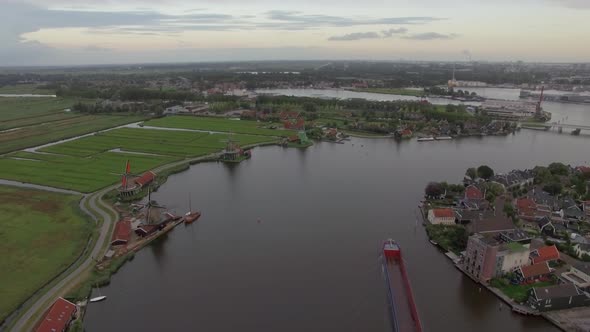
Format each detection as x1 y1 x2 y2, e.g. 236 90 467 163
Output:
422 163 590 330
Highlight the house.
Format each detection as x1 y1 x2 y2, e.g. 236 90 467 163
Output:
527 284 590 312
575 166 590 176
516 262 552 284
36 297 78 332
536 217 555 236
495 242 530 276
561 263 590 290
499 230 532 244
163 105 188 116
583 201 590 217
563 205 585 221
530 245 560 264
464 185 484 202
111 219 132 246
463 198 516 234
463 234 500 283
574 243 590 259
530 189 559 211
491 170 534 190
516 198 539 220
427 208 456 225
135 171 156 187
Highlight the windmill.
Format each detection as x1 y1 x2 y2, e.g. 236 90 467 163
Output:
140 185 167 224
220 131 242 161
113 160 142 197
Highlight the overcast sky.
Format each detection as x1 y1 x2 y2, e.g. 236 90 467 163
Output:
1 0 589 66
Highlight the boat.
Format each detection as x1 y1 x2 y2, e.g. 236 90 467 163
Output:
416 137 435 142
89 296 107 303
89 284 107 303
429 240 438 246
435 136 453 140
382 239 423 332
184 193 201 224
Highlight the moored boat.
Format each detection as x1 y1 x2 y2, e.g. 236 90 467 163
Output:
89 296 107 303
416 137 435 142
435 136 453 140
184 211 201 224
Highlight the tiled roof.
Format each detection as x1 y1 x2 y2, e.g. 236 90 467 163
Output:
36 298 77 332
533 284 580 300
135 171 156 187
465 185 483 200
531 245 560 264
520 262 551 278
432 208 455 218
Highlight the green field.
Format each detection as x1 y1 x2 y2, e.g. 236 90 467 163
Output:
145 116 293 137
353 88 425 97
0 115 147 154
0 127 277 192
0 185 91 321
0 84 55 95
0 97 76 125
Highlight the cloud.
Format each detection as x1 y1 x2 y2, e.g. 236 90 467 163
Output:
403 32 458 40
328 32 380 41
382 28 408 37
551 0 590 9
329 27 408 41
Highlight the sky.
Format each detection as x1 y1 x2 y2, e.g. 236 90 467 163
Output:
0 0 589 66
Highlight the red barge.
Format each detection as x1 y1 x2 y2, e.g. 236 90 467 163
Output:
382 239 423 332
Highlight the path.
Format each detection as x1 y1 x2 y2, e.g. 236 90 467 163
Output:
0 179 82 195
8 186 117 332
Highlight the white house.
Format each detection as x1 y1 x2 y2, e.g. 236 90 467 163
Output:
427 208 456 225
562 263 590 290
575 243 590 259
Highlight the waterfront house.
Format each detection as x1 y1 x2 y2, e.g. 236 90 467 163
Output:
516 262 552 284
561 263 590 290
36 297 78 332
464 185 484 202
527 284 590 312
111 219 132 246
494 242 531 277
463 234 500 283
427 208 456 225
530 245 560 264
574 243 590 259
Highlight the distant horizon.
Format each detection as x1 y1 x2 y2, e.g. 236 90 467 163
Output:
2 1 590 66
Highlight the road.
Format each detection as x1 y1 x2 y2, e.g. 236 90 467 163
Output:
8 185 118 332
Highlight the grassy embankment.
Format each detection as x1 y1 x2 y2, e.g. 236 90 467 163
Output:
0 124 281 192
353 88 425 97
0 186 92 322
425 224 468 255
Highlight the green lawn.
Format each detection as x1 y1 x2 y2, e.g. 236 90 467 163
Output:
425 224 468 255
0 185 92 321
490 278 554 303
145 116 293 137
353 88 425 97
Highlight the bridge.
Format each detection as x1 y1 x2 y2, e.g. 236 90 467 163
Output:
519 116 590 134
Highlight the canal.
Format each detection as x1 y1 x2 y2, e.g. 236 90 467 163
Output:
84 128 590 331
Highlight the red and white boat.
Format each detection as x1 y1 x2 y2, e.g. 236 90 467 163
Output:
383 238 402 259
184 211 201 224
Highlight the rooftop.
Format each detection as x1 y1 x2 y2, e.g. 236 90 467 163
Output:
533 284 580 300
505 242 528 252
520 262 551 278
531 245 560 264
35 297 77 332
432 208 455 218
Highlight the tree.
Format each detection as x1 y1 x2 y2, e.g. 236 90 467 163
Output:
302 102 317 113
503 202 516 219
477 165 494 180
466 167 477 179
543 182 563 196
548 162 569 176
533 166 553 184
425 182 445 198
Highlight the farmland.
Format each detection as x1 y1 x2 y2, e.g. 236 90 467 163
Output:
0 127 278 192
0 185 91 322
0 115 147 154
145 116 293 137
0 84 55 95
0 97 75 125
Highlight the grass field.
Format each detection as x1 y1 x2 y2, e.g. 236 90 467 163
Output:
0 115 147 154
0 84 55 95
145 116 293 137
0 185 91 321
0 97 74 124
0 127 278 192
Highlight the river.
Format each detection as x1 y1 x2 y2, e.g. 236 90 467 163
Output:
83 127 590 331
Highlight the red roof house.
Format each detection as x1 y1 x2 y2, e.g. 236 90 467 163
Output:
576 166 590 175
36 297 77 332
518 262 552 282
111 219 132 246
428 208 456 225
464 185 484 201
531 245 560 264
135 171 156 187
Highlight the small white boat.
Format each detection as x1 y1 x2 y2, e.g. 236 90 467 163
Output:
90 296 107 303
435 136 453 140
417 137 435 142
